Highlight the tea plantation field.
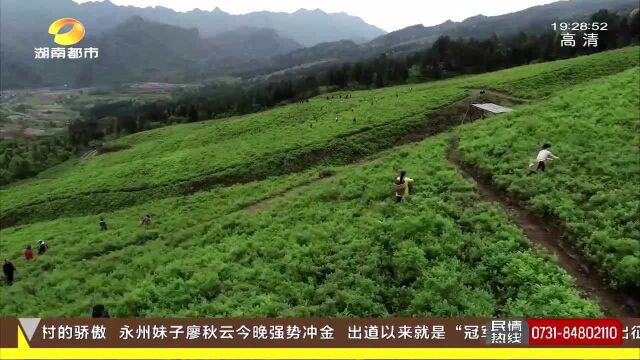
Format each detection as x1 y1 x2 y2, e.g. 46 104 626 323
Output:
455 66 640 289
0 47 638 316
2 47 637 224
0 138 602 317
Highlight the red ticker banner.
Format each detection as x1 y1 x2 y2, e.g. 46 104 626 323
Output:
1 317 639 359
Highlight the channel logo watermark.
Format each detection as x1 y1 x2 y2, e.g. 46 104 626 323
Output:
34 18 99 60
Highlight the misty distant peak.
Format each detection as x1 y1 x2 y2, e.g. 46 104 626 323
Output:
293 8 330 16
211 7 228 15
463 14 488 24
67 0 385 46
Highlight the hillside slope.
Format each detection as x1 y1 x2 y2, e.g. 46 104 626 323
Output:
0 139 602 317
207 27 303 63
1 47 638 316
455 67 640 289
1 47 637 225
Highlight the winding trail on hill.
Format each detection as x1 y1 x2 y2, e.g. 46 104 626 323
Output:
446 140 637 317
241 154 381 213
241 175 336 213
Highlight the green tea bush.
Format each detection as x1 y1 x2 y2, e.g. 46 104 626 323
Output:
0 137 601 317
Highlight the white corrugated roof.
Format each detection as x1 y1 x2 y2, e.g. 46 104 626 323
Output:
471 103 513 114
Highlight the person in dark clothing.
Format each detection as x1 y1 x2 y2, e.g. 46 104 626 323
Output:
99 217 108 231
37 240 48 255
140 214 151 227
3 259 16 285
92 304 110 318
24 246 34 261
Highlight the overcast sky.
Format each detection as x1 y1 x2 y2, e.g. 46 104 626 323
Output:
72 0 561 32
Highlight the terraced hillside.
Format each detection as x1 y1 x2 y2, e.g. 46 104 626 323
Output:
0 47 638 317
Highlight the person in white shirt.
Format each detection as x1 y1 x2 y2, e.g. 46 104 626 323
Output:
528 143 559 175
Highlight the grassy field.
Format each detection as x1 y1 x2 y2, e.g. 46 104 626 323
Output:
455 66 640 289
0 47 638 316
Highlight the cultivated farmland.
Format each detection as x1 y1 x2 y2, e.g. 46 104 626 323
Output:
1 47 638 317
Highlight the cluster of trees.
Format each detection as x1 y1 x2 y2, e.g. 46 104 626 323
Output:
0 136 73 185
66 79 320 146
67 99 200 146
64 9 638 147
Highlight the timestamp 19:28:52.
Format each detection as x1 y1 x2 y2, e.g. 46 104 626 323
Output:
551 22 608 31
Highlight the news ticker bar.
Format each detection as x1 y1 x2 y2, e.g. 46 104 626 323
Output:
1 318 639 349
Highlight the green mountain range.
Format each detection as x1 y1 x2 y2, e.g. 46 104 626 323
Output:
1 0 638 88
